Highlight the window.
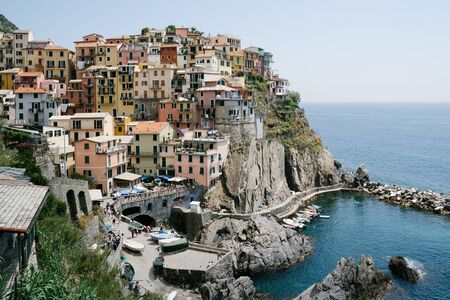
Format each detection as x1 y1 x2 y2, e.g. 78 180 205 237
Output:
34 93 38 98
19 113 23 120
153 134 157 141
94 119 103 129
177 154 182 162
84 156 90 163
178 166 182 173
74 132 79 141
73 120 81 129
136 145 140 154
200 156 204 163
153 157 157 164
163 200 167 208
84 143 89 149
136 157 140 164
188 155 193 163
85 132 90 138
19 103 23 109
135 135 140 141
83 170 92 177
19 94 23 99
200 167 204 175
189 166 193 174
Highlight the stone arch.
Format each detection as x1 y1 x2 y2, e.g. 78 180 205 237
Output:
133 215 156 227
147 203 153 212
78 191 88 215
66 190 78 221
122 206 141 216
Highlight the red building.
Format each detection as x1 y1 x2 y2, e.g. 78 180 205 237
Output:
160 44 178 65
158 97 198 129
63 75 97 114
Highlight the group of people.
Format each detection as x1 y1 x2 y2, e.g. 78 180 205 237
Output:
106 231 122 252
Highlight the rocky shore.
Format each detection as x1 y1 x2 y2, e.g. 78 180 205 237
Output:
296 256 391 300
197 215 312 275
342 164 450 216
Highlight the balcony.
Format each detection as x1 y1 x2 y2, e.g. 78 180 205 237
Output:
156 164 175 170
96 145 126 154
129 151 158 157
150 84 161 89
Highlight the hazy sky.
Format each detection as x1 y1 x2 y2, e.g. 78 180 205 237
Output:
3 0 450 103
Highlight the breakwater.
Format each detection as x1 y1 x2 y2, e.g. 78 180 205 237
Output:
359 182 450 216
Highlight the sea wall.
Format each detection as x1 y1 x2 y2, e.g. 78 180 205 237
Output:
360 182 450 216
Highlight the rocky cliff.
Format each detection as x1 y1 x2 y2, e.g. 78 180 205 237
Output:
296 256 391 300
197 215 312 275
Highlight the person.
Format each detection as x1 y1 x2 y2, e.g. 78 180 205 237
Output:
133 281 140 294
131 229 135 238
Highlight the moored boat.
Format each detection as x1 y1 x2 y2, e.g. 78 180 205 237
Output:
160 238 189 253
123 239 145 252
150 230 178 241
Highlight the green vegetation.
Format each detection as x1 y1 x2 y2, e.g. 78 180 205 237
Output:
0 130 48 185
141 27 150 35
0 14 18 34
70 172 97 189
165 25 176 34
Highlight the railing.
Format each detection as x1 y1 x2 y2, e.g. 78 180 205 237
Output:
96 145 126 154
128 151 158 157
118 187 189 206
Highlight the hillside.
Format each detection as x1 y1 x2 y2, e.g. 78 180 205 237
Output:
0 14 18 33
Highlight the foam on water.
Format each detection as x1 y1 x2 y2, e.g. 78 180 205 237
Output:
404 257 426 279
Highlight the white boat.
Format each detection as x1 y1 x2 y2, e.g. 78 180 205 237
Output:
158 237 181 245
312 204 322 210
123 239 145 252
319 215 330 219
167 291 177 300
283 219 305 229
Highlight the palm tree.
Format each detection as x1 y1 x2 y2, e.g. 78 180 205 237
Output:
141 27 149 35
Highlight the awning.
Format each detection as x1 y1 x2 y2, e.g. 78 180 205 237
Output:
168 176 187 183
88 189 103 201
157 175 172 181
114 172 142 182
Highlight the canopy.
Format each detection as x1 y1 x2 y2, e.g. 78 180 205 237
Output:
157 175 172 181
114 172 142 182
168 176 187 183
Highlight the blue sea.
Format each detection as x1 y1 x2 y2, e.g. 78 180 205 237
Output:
253 103 450 299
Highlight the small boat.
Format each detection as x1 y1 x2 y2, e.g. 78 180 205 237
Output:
319 215 330 219
123 239 145 252
161 238 189 253
283 219 305 229
158 237 181 245
167 291 177 300
150 230 178 241
120 262 135 281
312 204 322 210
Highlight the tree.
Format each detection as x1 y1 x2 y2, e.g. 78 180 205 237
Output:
141 27 149 35
166 25 176 34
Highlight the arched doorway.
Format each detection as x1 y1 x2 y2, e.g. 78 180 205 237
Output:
147 203 153 212
78 191 88 215
133 215 156 227
122 206 141 216
66 190 77 221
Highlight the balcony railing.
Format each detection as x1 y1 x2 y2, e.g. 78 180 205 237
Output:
96 145 126 154
129 151 158 157
156 164 175 170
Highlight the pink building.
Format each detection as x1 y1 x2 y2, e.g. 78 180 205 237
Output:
13 71 44 90
173 129 229 188
74 136 127 195
158 97 199 129
118 44 148 65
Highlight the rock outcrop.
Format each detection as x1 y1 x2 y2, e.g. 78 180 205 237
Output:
285 146 339 192
388 256 421 283
205 139 292 213
200 276 255 300
197 216 312 275
341 164 370 188
297 256 390 300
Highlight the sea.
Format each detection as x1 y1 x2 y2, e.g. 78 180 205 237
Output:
253 103 450 300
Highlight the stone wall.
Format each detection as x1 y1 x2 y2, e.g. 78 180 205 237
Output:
170 207 213 240
80 215 100 246
49 177 92 221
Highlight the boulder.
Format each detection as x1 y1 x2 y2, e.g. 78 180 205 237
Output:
354 164 370 186
197 216 312 275
388 256 421 283
200 276 255 300
296 256 390 300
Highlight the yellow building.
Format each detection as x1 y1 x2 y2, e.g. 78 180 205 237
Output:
96 43 120 67
0 67 21 90
117 65 135 116
230 51 244 75
127 121 176 176
90 66 119 116
114 115 132 135
24 41 72 85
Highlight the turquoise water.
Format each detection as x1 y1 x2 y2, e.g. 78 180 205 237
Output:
254 194 450 299
253 103 450 299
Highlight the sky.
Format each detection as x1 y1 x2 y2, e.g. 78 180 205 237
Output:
2 0 450 103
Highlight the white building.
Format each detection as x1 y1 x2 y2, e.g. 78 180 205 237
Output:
14 87 60 127
42 126 75 176
195 51 231 76
12 30 34 68
0 90 15 124
271 77 289 101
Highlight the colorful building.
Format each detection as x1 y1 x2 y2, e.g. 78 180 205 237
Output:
127 121 176 176
74 33 105 77
0 33 14 70
174 129 229 188
195 50 231 76
229 51 244 74
118 43 148 65
96 43 120 67
69 112 114 142
88 66 119 116
160 44 178 65
0 67 21 90
158 96 198 129
117 65 135 116
74 136 127 195
63 75 97 114
14 86 60 126
114 115 132 135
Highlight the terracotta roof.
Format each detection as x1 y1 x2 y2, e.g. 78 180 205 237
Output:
75 42 99 48
17 71 43 77
45 44 67 50
196 53 214 58
131 121 170 134
15 87 47 94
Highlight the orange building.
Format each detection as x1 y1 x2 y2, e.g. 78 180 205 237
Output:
160 44 178 65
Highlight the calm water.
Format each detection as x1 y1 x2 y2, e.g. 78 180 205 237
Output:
253 103 450 299
254 194 450 299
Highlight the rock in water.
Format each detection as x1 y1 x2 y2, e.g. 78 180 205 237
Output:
355 164 370 186
200 276 255 300
297 256 390 300
388 256 421 283
197 216 312 275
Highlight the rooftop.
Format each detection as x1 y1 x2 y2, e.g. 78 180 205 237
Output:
0 68 21 74
113 172 142 182
196 85 236 92
131 121 170 134
0 184 48 233
15 87 47 94
72 112 110 119
85 135 120 143
0 167 30 185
